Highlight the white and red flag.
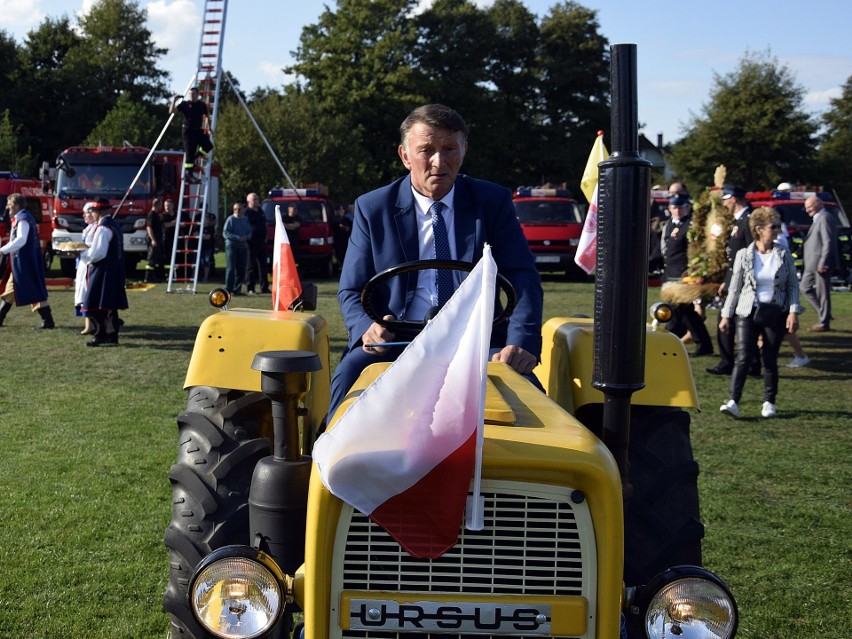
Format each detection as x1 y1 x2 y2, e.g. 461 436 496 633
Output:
575 130 610 274
272 204 301 311
312 246 496 558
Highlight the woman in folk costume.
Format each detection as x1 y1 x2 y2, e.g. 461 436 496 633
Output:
0 192 55 329
80 198 128 346
74 202 98 335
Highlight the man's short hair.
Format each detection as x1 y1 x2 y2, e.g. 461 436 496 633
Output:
400 104 469 146
8 193 26 209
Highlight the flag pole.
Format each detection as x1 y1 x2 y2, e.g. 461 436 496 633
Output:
465 245 493 530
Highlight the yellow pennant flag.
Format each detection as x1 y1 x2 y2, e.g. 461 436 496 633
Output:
580 130 609 203
575 132 610 274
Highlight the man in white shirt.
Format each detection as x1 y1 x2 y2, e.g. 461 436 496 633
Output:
0 193 54 329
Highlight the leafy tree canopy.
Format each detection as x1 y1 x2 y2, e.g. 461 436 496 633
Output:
667 50 818 191
84 92 162 148
815 75 852 203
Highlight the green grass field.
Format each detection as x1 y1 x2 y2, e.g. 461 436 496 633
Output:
0 268 849 638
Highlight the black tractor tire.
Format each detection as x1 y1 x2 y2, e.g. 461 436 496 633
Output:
624 406 704 586
163 386 273 639
576 404 704 587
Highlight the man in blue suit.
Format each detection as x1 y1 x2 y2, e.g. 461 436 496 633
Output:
330 104 543 418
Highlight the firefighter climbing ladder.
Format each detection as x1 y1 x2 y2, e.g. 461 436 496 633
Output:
167 0 228 293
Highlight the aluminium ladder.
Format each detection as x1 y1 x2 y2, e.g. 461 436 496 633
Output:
167 0 228 293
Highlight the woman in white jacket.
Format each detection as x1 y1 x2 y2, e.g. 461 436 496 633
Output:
719 207 801 419
74 203 97 334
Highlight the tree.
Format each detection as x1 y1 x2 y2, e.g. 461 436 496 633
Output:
10 2 170 164
75 0 169 106
14 17 91 161
214 79 366 205
816 75 852 204
667 51 818 191
411 0 495 125
535 1 610 189
287 0 422 188
0 110 36 175
479 0 542 185
0 31 21 111
84 92 162 147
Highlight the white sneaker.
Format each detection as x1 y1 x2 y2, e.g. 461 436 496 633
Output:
786 356 810 368
761 402 776 418
720 400 739 418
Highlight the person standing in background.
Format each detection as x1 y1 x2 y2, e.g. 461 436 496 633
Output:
222 202 252 295
145 197 166 283
332 204 353 270
80 198 128 346
800 195 839 332
245 193 270 294
707 185 753 375
75 202 98 335
660 194 713 356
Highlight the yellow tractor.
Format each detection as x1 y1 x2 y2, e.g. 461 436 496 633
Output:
163 45 737 639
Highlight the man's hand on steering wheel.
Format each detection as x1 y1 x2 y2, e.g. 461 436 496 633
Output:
361 315 396 354
492 345 537 375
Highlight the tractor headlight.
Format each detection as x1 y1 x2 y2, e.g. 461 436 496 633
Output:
209 288 231 309
650 301 673 324
632 566 738 639
189 546 290 639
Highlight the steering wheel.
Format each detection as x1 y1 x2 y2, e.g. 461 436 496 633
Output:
360 259 517 339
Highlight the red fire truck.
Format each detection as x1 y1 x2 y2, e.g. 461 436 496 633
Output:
44 146 185 277
512 186 585 277
261 186 335 277
0 171 53 269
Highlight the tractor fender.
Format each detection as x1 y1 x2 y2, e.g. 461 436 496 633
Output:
536 317 699 413
184 308 332 434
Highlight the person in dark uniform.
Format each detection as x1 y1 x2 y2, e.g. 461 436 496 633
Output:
169 87 213 181
331 204 353 270
145 197 166 283
661 194 713 356
80 198 128 346
707 185 753 374
245 192 270 294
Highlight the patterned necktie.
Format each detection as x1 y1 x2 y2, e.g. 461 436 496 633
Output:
430 201 453 305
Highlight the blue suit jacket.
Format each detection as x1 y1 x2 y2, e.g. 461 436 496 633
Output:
338 174 543 358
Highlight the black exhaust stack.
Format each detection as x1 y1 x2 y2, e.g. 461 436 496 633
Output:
593 44 652 492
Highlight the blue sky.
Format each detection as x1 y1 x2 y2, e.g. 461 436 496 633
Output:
1 0 849 145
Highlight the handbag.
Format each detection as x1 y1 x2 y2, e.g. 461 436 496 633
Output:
753 302 783 326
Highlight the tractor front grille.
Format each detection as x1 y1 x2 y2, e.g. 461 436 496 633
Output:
334 481 595 639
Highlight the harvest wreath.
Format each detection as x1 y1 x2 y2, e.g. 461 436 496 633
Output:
660 166 733 304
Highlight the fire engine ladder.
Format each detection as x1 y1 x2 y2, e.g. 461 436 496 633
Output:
167 0 228 293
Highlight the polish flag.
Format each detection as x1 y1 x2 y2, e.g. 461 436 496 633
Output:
312 246 496 558
575 131 609 274
272 204 301 311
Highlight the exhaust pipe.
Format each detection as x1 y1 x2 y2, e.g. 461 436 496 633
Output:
593 44 652 494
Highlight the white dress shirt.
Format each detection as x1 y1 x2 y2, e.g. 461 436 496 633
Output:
407 187 458 320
